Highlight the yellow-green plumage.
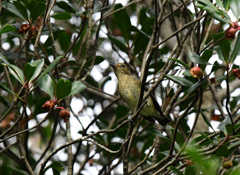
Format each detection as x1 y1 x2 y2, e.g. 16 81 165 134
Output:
112 63 170 126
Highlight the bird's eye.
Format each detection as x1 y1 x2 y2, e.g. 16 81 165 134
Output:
121 64 125 68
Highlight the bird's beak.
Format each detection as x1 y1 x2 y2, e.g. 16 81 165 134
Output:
110 64 116 68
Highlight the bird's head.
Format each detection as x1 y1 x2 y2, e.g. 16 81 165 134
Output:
111 63 131 77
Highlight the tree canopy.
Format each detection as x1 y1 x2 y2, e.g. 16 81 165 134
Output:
1 0 240 174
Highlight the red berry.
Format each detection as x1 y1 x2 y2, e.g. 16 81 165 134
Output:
190 67 203 79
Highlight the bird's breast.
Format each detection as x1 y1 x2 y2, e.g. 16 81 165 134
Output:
118 75 140 108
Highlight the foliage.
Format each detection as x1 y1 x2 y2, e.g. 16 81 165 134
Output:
0 0 240 174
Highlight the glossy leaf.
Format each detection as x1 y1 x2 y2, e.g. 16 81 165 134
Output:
86 56 104 67
201 49 213 65
57 31 71 52
38 56 62 80
223 0 230 10
108 35 128 54
37 74 55 99
210 61 224 73
214 33 230 62
230 0 240 18
218 38 230 62
130 26 150 38
13 1 28 20
218 116 233 136
113 4 131 42
134 18 154 55
193 131 214 144
165 75 194 86
0 24 15 34
196 0 230 24
25 59 44 83
51 12 71 20
2 2 26 20
186 75 208 93
170 58 190 69
228 140 240 150
56 1 76 13
0 54 24 85
230 32 240 64
8 64 25 85
149 127 171 144
216 0 224 9
200 110 215 131
0 82 22 101
56 79 72 100
168 166 184 175
69 81 86 96
214 46 225 62
30 2 46 22
43 161 64 175
188 53 211 65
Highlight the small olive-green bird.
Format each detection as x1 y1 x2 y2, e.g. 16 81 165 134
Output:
111 63 170 126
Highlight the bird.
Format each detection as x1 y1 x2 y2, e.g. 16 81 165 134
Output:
111 63 170 126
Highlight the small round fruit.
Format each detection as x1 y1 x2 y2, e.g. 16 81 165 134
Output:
190 67 203 79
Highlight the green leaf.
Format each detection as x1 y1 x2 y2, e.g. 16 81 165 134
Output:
201 49 213 65
133 18 154 55
218 116 233 136
228 140 240 150
0 24 15 34
86 56 104 67
51 161 64 175
210 61 223 73
8 64 25 85
2 2 26 20
168 166 184 175
170 58 190 69
218 38 230 62
214 47 225 62
193 131 214 144
38 56 62 80
113 4 131 42
51 12 72 20
37 74 55 98
188 53 211 65
214 32 230 62
25 59 44 83
216 0 224 9
44 162 64 175
200 110 215 131
165 75 194 86
230 32 240 64
13 1 28 20
230 0 240 18
56 31 71 52
229 166 240 175
183 70 192 77
56 1 76 13
30 2 46 22
196 0 231 24
130 26 150 38
223 0 230 11
56 79 72 100
186 75 208 93
0 82 22 101
185 166 195 175
69 81 86 96
148 127 171 145
108 35 128 54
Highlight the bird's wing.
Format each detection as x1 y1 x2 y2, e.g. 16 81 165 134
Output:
142 85 171 125
149 93 171 126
